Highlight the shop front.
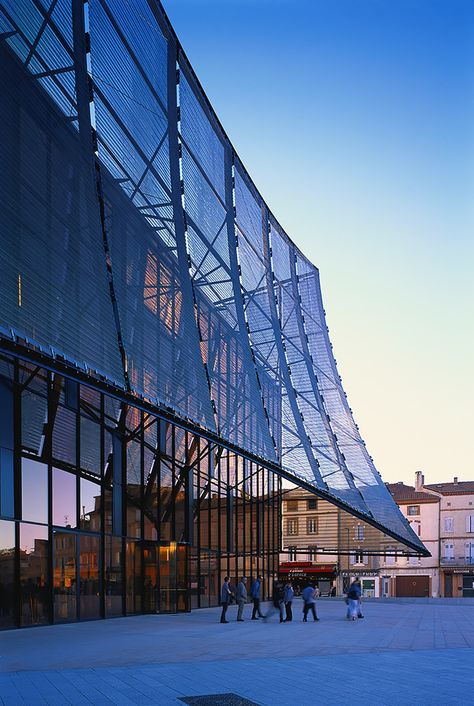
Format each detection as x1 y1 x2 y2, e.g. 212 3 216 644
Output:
340 570 380 598
279 562 337 596
444 568 474 598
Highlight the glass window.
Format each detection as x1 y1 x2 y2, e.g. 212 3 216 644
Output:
307 517 318 534
0 520 15 628
288 546 297 562
407 505 420 516
21 458 48 524
79 535 100 619
80 416 101 475
385 548 396 565
79 477 101 532
52 406 77 468
126 540 142 614
444 517 454 533
287 519 298 535
466 516 474 533
444 543 454 560
105 535 123 617
52 467 77 528
19 523 49 626
355 524 365 541
53 530 77 623
307 498 317 510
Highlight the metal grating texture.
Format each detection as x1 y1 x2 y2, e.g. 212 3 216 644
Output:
0 0 426 552
0 9 124 387
269 218 368 514
179 66 275 459
87 0 215 429
295 251 422 546
179 696 260 706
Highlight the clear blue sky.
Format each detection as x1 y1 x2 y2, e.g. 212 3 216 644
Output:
164 0 474 486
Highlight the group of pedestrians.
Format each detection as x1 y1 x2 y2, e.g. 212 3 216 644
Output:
220 576 322 624
220 576 365 624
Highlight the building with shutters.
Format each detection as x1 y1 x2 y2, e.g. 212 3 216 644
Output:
383 474 474 598
0 0 426 629
383 481 440 597
422 477 474 598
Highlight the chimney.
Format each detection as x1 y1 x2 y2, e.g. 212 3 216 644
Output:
454 477 458 485
415 471 425 491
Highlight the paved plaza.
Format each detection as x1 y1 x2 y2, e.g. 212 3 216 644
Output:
1 599 473 705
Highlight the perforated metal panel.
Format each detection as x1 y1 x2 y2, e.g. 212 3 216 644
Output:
88 0 215 429
0 0 426 552
0 29 124 386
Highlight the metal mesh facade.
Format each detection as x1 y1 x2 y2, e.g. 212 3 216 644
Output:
0 0 425 553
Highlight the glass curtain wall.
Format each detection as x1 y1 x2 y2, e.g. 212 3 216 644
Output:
0 353 281 629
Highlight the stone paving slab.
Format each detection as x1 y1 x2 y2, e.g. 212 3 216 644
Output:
2 600 474 673
1 601 474 705
0 649 473 706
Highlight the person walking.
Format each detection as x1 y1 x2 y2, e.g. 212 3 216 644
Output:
220 576 234 623
250 575 264 620
236 576 247 621
302 583 320 622
283 581 294 622
264 580 285 622
346 578 361 621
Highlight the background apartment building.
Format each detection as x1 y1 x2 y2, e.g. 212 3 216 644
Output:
422 476 474 598
384 480 440 597
281 473 474 598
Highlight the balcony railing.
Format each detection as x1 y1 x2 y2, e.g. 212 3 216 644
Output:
440 557 474 566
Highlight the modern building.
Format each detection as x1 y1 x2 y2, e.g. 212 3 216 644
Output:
0 0 426 629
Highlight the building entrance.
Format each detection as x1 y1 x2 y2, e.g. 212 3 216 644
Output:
396 575 429 597
53 531 101 623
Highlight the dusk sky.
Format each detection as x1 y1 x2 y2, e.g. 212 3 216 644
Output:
165 0 474 486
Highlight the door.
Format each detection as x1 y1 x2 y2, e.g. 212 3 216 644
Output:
396 575 429 597
444 573 453 598
54 531 102 622
53 531 77 622
159 542 176 612
159 542 188 612
79 535 100 619
143 543 158 613
462 575 474 598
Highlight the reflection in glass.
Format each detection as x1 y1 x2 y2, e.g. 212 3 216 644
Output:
126 540 142 614
80 477 101 532
143 543 158 613
21 458 48 524
105 535 122 616
177 544 188 612
52 467 76 528
53 531 77 622
80 416 101 475
20 523 49 626
160 542 176 613
79 535 100 619
0 520 15 628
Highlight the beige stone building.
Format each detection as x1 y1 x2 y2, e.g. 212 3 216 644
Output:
280 473 474 599
383 480 440 597
421 476 474 598
280 487 408 598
